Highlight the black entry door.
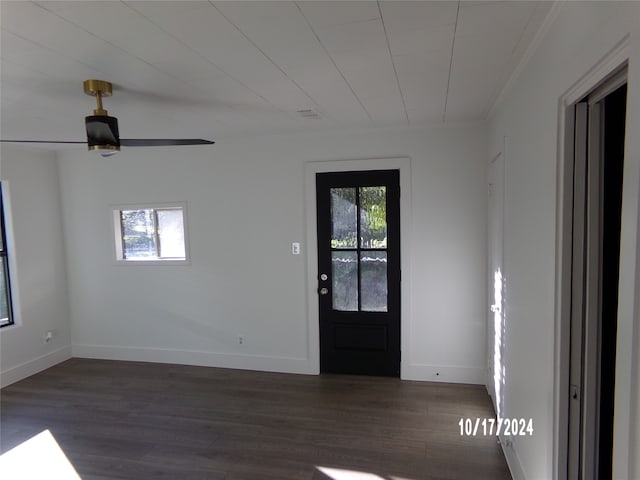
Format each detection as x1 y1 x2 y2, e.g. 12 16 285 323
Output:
316 170 400 377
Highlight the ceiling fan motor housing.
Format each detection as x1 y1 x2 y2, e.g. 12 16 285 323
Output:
85 115 120 155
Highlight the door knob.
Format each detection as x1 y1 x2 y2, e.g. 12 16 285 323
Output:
319 287 329 295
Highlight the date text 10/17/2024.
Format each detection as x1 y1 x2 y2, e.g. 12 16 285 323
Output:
458 418 534 436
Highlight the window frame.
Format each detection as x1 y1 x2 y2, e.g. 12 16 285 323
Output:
1 183 14 328
111 202 190 265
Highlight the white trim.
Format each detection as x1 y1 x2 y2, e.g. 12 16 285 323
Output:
554 37 632 480
0 346 72 388
402 364 485 385
560 35 630 107
487 1 563 120
554 100 575 480
304 156 412 378
587 67 628 105
501 435 527 480
71 344 314 375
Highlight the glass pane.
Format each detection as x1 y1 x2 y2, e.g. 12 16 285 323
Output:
121 209 157 259
332 251 358 311
360 251 387 312
360 186 387 248
331 188 357 248
1 258 10 325
157 209 186 259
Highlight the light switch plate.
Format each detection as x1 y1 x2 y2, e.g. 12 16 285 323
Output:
292 242 301 255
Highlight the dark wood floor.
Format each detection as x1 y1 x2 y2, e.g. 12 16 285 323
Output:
1 359 511 479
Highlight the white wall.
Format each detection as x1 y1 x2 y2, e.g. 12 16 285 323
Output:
0 146 72 387
488 2 640 479
56 124 488 383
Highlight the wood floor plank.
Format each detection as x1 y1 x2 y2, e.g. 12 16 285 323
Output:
1 359 511 479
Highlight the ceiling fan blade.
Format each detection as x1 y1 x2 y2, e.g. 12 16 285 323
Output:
0 140 87 144
120 139 215 147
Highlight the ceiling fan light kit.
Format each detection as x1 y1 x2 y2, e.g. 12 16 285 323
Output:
0 79 214 155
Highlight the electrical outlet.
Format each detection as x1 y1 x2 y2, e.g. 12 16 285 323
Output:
238 335 244 345
44 330 54 344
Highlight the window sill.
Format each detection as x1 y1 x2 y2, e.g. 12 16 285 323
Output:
0 322 19 332
114 259 190 266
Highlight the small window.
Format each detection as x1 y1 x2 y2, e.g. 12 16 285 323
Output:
1 184 14 327
113 203 188 264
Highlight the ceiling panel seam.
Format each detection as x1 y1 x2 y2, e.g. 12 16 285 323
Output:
294 1 373 123
32 3 182 84
0 30 111 85
26 1 235 128
2 0 558 139
210 1 331 121
485 1 561 120
377 1 409 125
443 0 461 123
119 2 276 122
124 1 299 121
1 3 125 86
481 3 538 120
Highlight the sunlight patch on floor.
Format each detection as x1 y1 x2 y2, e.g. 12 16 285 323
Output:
317 467 386 480
0 429 81 479
317 466 417 480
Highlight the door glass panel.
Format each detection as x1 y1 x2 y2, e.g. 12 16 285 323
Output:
359 186 387 248
360 251 388 312
331 188 357 248
332 251 358 311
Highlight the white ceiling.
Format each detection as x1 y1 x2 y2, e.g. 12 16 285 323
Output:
0 1 553 145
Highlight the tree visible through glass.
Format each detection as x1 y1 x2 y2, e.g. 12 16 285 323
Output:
120 208 185 260
330 186 388 312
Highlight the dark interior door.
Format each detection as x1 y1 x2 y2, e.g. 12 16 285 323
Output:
316 170 400 377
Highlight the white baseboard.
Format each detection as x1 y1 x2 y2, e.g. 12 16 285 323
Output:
0 346 72 388
0 345 485 387
500 434 526 480
71 344 318 375
401 363 485 384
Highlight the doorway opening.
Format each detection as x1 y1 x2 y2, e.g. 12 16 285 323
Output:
564 67 627 480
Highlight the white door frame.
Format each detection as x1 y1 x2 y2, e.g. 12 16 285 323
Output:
554 38 633 480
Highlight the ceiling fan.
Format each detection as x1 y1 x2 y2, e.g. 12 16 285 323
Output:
0 79 215 157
